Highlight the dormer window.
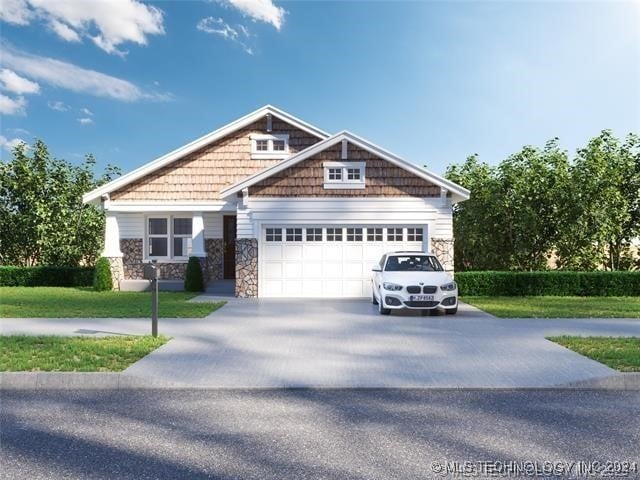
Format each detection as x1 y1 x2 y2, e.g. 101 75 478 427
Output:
251 134 289 159
323 161 366 189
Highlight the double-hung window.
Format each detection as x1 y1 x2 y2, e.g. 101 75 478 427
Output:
147 216 192 260
323 161 365 189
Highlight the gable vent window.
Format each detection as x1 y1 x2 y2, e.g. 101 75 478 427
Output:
323 161 365 189
251 134 290 159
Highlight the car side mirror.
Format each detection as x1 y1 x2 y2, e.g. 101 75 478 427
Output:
372 265 382 272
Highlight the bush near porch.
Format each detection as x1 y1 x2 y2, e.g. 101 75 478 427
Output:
455 271 640 297
0 266 94 287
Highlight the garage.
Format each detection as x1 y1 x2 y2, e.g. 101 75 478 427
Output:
260 225 425 297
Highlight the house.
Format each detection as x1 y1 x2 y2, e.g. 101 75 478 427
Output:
83 106 470 298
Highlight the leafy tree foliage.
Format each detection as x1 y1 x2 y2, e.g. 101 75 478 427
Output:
447 131 639 271
0 140 120 266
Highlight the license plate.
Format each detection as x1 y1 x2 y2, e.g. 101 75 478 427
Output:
410 295 434 301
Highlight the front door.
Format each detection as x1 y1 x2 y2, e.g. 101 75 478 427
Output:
223 216 237 279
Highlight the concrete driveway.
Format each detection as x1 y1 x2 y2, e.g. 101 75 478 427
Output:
3 298 639 388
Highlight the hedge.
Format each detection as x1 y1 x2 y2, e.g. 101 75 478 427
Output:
454 271 640 297
93 257 113 291
0 266 95 287
184 256 204 292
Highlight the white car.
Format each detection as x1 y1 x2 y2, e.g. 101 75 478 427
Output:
371 251 458 315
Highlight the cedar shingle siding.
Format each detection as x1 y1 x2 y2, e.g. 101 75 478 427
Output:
111 118 319 201
249 144 441 197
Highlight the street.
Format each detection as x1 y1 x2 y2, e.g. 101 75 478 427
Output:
1 389 639 479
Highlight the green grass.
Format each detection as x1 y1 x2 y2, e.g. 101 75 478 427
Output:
463 296 640 318
0 287 225 318
0 335 169 371
547 336 640 372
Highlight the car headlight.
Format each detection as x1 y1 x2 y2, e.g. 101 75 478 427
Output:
383 282 403 291
440 281 457 292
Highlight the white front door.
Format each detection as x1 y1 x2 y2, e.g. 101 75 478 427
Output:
259 226 425 298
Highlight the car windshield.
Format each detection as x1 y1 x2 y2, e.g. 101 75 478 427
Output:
384 255 443 272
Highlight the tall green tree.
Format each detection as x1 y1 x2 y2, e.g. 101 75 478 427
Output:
0 139 120 266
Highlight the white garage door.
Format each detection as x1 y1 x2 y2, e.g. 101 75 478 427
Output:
260 226 425 298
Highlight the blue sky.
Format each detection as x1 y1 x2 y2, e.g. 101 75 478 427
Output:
1 0 638 176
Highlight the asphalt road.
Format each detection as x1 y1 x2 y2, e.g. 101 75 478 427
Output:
1 390 639 480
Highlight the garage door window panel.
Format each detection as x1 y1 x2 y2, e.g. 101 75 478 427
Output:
407 228 423 242
367 228 383 242
306 228 323 241
387 227 404 242
265 228 282 242
346 228 363 242
286 228 302 242
326 228 343 241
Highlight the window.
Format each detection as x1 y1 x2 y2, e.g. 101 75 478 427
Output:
326 228 343 241
173 218 192 257
387 227 403 242
407 228 423 242
306 228 322 241
328 168 342 181
286 228 302 242
251 134 289 158
148 218 168 258
265 228 282 242
347 168 361 180
367 227 383 242
346 227 363 241
323 162 365 189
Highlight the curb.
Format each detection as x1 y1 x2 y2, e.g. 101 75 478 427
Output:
2 372 640 391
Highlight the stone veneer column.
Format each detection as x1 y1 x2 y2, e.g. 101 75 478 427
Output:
121 239 144 279
430 238 455 272
205 239 224 280
235 238 258 298
106 257 124 290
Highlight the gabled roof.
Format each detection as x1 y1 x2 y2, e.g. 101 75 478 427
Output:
83 105 330 204
219 131 471 202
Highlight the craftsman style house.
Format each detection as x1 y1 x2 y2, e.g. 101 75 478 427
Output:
83 106 470 297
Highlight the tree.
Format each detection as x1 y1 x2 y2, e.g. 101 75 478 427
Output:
0 139 120 266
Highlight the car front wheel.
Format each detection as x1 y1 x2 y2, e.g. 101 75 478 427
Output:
378 298 391 315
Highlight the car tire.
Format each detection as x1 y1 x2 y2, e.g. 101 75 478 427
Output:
445 306 458 315
372 291 379 305
378 299 390 315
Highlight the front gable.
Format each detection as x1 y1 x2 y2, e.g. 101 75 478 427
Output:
249 143 441 197
111 117 320 201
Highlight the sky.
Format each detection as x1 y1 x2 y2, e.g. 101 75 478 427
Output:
0 0 639 176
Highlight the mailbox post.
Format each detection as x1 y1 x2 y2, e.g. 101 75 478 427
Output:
143 260 159 337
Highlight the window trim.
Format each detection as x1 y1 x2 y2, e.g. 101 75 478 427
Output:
147 216 170 260
145 215 195 262
250 133 290 159
323 161 366 189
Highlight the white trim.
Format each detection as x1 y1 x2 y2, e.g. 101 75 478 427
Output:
191 212 206 258
341 139 348 159
102 214 123 257
322 183 366 190
219 131 471 203
83 105 330 204
322 161 366 189
106 201 236 212
250 133 290 159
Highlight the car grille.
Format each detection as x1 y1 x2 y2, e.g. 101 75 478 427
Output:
404 301 440 308
423 286 437 294
406 286 421 294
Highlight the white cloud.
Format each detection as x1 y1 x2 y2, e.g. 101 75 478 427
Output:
77 117 93 125
7 127 30 136
0 134 26 151
0 93 26 115
219 0 285 31
2 44 170 102
197 17 253 55
80 107 93 116
48 18 81 42
47 100 70 111
0 0 165 55
0 0 32 25
0 68 40 94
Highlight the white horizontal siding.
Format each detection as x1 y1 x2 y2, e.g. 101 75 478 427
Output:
204 212 223 239
237 208 254 239
116 213 144 238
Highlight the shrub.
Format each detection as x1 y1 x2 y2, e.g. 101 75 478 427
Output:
454 271 640 296
184 256 204 292
93 257 113 291
0 266 95 287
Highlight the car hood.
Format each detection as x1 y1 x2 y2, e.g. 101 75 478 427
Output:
381 271 454 287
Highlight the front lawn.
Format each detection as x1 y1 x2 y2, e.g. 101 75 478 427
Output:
547 336 640 372
0 335 169 371
0 287 225 318
463 296 640 318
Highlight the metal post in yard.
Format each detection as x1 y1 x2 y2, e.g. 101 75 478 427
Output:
151 276 158 337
